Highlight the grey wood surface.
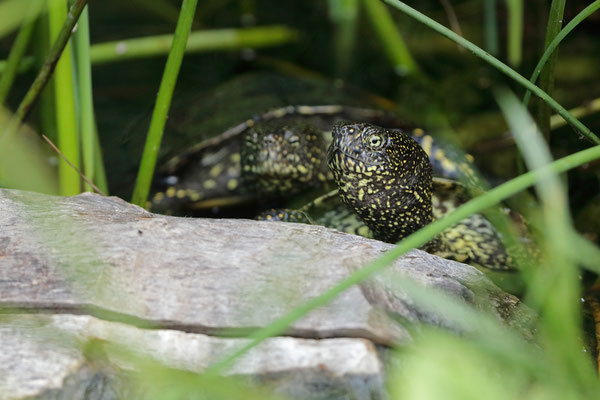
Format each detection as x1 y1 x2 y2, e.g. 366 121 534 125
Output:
0 189 534 399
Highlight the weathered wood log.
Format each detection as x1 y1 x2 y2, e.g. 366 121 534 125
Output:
0 189 535 399
1 314 385 400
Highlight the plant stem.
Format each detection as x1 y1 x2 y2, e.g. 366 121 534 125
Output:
74 6 97 191
1 25 297 72
0 56 35 75
0 0 43 104
48 0 81 195
362 0 418 76
90 25 297 65
207 143 600 375
131 0 199 207
523 1 600 106
534 0 565 140
0 0 35 38
381 0 599 145
14 0 88 123
505 0 523 66
93 126 109 194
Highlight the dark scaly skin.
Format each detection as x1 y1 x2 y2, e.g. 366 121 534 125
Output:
328 121 512 271
258 190 375 239
328 122 434 243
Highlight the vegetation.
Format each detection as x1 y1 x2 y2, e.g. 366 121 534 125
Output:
1 0 600 398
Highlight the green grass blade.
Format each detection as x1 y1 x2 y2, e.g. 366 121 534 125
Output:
13 0 88 123
34 8 57 143
362 0 418 76
0 26 297 74
0 55 35 75
505 0 523 66
0 0 33 38
523 1 600 106
0 107 58 194
564 232 600 274
73 6 97 191
495 87 596 387
483 0 498 55
48 0 80 196
0 0 43 104
90 26 297 65
206 143 600 375
131 0 199 207
93 125 109 194
381 0 599 145
534 0 565 139
382 278 549 378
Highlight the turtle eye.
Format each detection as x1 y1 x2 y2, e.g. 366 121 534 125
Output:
367 134 384 149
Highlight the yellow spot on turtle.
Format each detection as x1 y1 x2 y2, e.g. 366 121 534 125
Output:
209 164 224 178
358 188 365 201
227 179 239 191
176 189 187 199
230 153 241 163
297 165 308 174
153 192 164 202
357 226 370 237
413 128 425 137
188 190 202 201
203 179 217 190
166 187 176 198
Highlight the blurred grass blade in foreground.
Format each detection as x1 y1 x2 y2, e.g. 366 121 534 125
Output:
0 107 58 194
495 87 597 388
0 0 44 104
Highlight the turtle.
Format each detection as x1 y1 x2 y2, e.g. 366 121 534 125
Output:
257 120 517 271
325 121 514 270
150 104 471 216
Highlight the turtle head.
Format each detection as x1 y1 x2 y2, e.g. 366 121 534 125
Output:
328 121 433 242
241 119 329 195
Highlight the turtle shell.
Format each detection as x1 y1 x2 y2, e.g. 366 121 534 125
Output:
150 73 472 216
